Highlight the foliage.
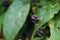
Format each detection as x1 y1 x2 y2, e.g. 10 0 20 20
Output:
0 0 60 40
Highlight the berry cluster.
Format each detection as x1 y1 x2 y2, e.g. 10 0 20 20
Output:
31 14 39 23
35 27 43 37
35 25 50 37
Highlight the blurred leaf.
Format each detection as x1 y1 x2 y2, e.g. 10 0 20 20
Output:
48 12 60 40
3 0 30 40
40 0 60 6
35 2 60 32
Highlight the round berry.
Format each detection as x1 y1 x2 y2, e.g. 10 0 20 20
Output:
31 14 39 23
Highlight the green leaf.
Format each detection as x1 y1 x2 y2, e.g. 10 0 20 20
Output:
48 12 60 40
48 19 54 40
3 0 30 40
35 2 60 31
40 0 59 6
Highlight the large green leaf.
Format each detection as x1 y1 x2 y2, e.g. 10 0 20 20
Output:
35 2 60 31
48 12 60 40
40 0 59 6
3 0 30 40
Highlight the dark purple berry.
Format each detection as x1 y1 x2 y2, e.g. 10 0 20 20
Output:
35 27 44 37
2 0 9 7
35 32 43 37
38 34 42 36
31 14 39 23
39 31 43 33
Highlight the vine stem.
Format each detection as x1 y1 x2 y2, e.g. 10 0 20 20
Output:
31 30 36 40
